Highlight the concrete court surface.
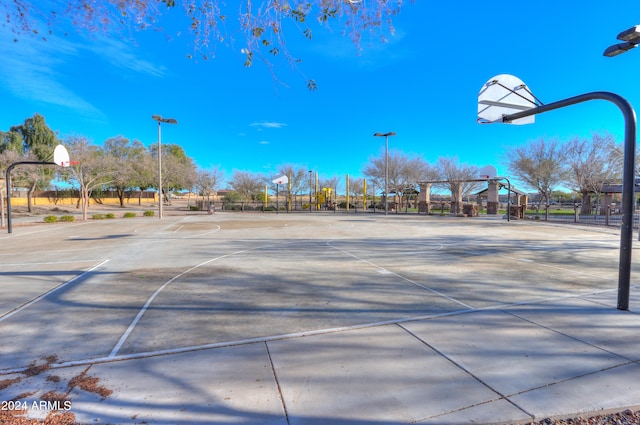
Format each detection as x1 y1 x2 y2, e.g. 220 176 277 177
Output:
0 211 640 424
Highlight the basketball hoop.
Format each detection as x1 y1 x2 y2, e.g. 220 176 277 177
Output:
477 74 542 125
271 175 288 185
478 165 497 180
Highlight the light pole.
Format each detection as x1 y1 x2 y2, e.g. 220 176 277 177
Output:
152 115 178 219
603 25 640 57
604 24 640 307
373 132 396 215
308 170 313 213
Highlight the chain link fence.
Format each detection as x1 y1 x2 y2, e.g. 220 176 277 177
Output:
526 205 640 230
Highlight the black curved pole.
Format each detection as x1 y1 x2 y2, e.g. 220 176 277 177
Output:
5 161 56 234
502 91 636 310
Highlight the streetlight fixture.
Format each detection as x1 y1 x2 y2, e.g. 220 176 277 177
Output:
152 115 178 219
603 25 640 57
373 132 396 215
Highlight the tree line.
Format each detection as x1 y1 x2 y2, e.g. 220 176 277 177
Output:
201 131 626 215
1 114 625 217
504 132 624 214
0 114 203 220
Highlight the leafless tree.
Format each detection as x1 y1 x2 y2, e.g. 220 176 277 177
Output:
348 177 365 208
563 132 623 214
503 138 567 208
275 164 308 211
0 149 42 212
61 135 116 220
400 156 437 210
363 149 434 210
434 157 481 214
229 170 265 210
194 167 224 206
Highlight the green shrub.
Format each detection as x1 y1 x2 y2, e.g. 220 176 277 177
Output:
92 214 106 220
143 210 154 217
106 213 115 219
44 215 58 223
189 205 200 211
59 215 75 222
124 212 137 218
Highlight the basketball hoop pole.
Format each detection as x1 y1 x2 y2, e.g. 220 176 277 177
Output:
501 91 636 311
5 161 56 234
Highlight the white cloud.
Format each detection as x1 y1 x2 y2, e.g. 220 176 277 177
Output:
250 121 287 129
87 36 168 78
259 140 270 145
310 27 409 68
0 31 105 118
0 25 167 117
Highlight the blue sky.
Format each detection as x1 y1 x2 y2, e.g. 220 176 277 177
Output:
1 1 640 190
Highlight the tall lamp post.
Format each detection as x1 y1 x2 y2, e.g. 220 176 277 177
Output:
604 24 640 307
152 115 178 219
373 132 396 215
308 170 313 213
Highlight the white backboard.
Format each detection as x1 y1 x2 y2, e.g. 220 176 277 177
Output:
478 74 537 125
53 145 70 167
272 175 288 185
479 165 498 179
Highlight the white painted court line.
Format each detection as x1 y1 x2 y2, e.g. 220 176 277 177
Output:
183 226 221 238
0 221 93 239
0 259 110 322
1 306 479 375
3 284 635 376
3 230 629 375
326 239 474 309
108 241 281 358
0 260 105 267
